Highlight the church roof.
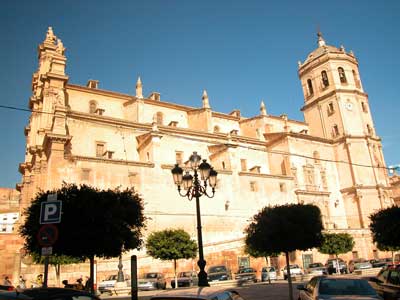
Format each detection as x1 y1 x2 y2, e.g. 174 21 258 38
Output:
302 32 343 65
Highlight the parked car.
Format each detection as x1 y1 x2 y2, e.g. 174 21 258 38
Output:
150 286 246 300
0 287 100 300
261 266 277 282
367 264 400 299
171 271 198 288
297 276 381 300
207 265 232 281
98 274 130 294
325 258 348 274
138 272 166 290
282 264 303 280
306 262 327 275
234 267 257 283
348 258 373 273
0 284 14 291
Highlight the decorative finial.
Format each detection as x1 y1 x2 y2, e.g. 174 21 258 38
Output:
317 31 326 47
297 61 302 67
340 45 345 52
260 100 267 116
202 90 210 109
56 39 65 55
349 50 354 56
136 77 143 99
45 26 56 44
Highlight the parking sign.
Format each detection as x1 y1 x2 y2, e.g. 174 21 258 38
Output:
40 201 62 224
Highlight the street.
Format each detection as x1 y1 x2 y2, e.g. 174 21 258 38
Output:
101 280 301 300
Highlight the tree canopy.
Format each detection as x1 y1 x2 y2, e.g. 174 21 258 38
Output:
244 204 323 254
369 205 400 251
318 233 354 256
20 184 147 292
244 204 323 300
146 229 197 288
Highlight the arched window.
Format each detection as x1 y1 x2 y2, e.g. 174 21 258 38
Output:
352 70 361 88
338 67 347 84
321 71 329 88
213 126 220 133
313 151 320 164
89 100 97 114
367 124 373 135
307 79 314 95
332 124 340 137
156 112 163 125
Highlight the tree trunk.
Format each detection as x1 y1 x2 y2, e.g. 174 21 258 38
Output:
89 256 95 294
174 259 178 289
265 256 271 284
54 264 60 287
335 254 340 274
285 252 293 300
392 251 395 265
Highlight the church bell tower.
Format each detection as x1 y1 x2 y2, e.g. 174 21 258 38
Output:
298 32 392 228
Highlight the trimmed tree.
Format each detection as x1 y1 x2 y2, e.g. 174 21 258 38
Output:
318 233 354 274
146 229 197 288
370 206 400 263
20 184 146 294
245 204 323 300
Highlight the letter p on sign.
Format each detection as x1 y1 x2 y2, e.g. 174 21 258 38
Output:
40 201 62 224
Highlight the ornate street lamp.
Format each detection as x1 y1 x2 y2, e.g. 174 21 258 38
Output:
171 151 218 287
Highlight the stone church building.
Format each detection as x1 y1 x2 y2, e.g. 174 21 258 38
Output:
2 27 395 283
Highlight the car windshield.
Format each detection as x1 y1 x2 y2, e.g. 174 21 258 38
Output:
239 268 254 273
319 278 376 296
106 275 117 280
145 273 158 279
309 263 323 268
179 272 193 277
284 265 299 270
208 266 227 273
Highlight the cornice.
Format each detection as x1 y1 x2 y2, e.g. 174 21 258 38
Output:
265 132 334 148
160 164 233 175
238 172 293 180
211 111 241 121
67 84 133 101
340 184 391 194
301 89 368 112
295 189 330 196
299 53 358 76
42 73 69 82
66 155 155 167
240 114 307 126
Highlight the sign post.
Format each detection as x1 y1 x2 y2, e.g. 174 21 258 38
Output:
38 194 61 287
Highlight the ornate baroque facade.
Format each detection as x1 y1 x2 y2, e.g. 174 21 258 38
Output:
9 28 396 281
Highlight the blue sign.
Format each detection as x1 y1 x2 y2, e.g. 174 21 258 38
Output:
40 201 62 224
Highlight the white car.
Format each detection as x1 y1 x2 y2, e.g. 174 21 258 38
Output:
282 264 303 280
98 274 130 294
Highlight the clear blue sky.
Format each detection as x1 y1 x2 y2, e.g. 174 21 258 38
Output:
1 0 399 188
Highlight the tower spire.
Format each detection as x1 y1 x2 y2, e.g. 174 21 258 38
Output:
202 90 210 109
260 100 267 116
136 77 143 99
317 31 326 47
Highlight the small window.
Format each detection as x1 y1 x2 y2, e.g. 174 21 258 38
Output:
352 251 359 259
361 102 368 113
214 126 220 133
240 159 247 171
338 67 347 84
307 79 314 96
128 172 138 186
250 181 258 192
279 182 286 192
321 71 329 88
367 124 373 135
175 151 183 165
353 70 361 88
96 142 105 157
156 112 163 125
222 161 226 169
332 125 340 137
81 168 91 181
89 101 97 114
328 102 335 115
313 151 320 164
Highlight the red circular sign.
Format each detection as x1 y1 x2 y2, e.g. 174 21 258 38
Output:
37 224 59 246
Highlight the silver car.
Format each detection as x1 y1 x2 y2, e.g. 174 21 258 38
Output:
261 266 277 282
151 286 246 300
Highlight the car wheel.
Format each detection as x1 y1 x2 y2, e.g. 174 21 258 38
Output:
163 283 167 290
284 275 287 280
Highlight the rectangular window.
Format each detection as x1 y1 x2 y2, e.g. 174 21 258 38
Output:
361 102 368 113
352 251 359 259
175 151 183 165
250 181 258 192
128 172 139 186
279 182 286 192
96 142 105 157
81 168 91 181
240 159 247 171
332 125 340 137
327 102 335 115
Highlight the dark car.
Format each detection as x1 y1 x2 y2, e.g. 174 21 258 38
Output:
150 286 246 300
207 265 231 281
171 271 198 288
297 276 381 300
138 272 167 290
0 287 100 300
0 284 15 291
325 258 348 274
368 264 400 299
234 267 257 283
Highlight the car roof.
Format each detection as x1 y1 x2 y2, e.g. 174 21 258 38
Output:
151 287 240 300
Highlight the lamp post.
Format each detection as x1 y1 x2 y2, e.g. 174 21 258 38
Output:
171 151 218 287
